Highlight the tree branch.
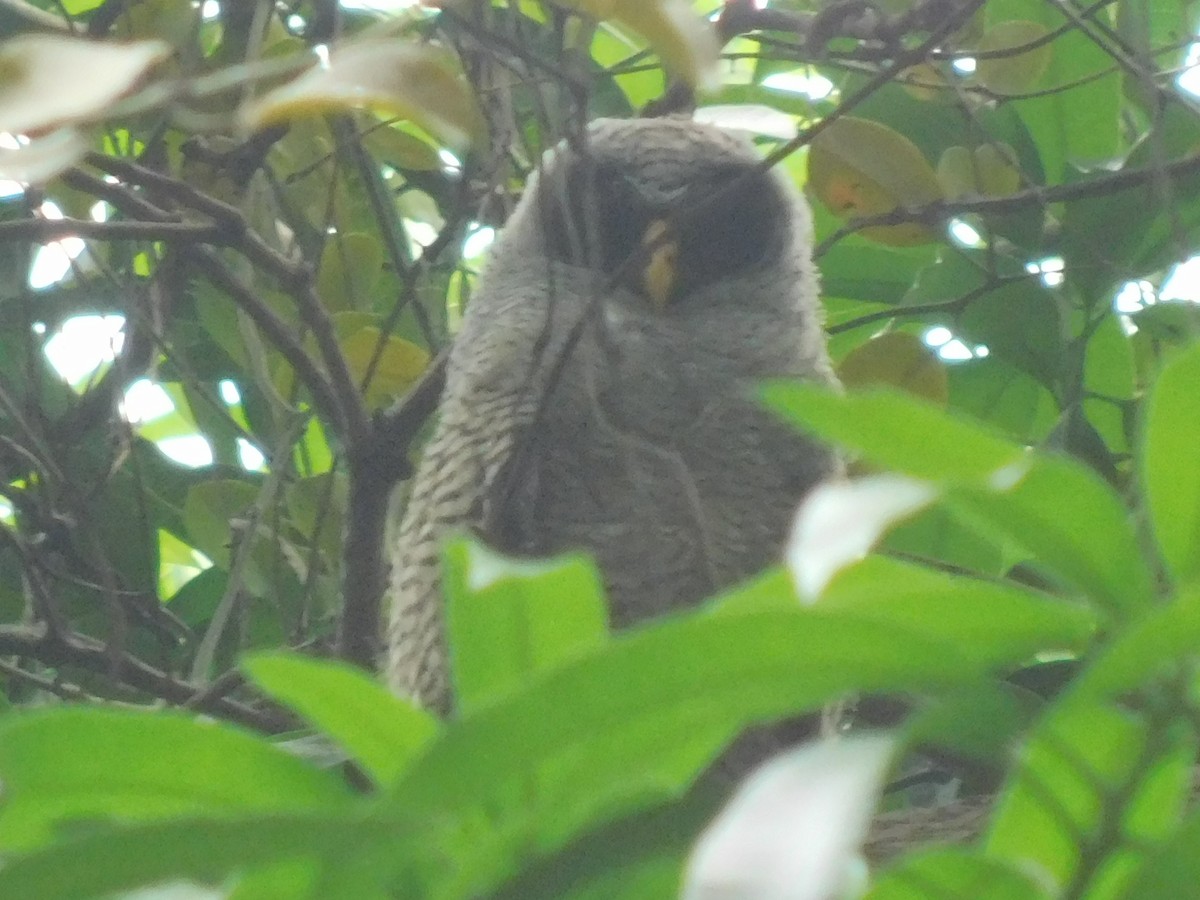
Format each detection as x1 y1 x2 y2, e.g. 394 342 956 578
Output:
814 148 1200 256
0 622 289 732
336 352 449 668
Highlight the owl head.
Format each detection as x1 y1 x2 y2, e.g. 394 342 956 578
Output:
491 118 819 322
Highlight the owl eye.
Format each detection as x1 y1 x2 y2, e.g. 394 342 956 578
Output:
539 160 649 270
673 165 785 295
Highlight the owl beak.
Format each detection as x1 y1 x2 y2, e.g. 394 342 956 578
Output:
640 219 679 310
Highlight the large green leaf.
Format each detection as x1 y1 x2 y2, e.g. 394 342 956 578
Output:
0 708 352 851
1070 587 1200 702
986 685 1196 894
381 608 985 894
819 554 1096 664
243 653 439 787
1141 341 1200 587
762 386 1156 614
0 812 398 900
444 539 610 714
1124 807 1200 896
869 848 1051 899
948 358 1058 446
986 587 1200 891
763 385 1023 481
493 780 721 899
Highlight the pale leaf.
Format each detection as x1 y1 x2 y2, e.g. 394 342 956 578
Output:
0 128 87 182
242 41 482 150
683 736 895 900
554 0 719 87
788 476 937 601
0 35 169 135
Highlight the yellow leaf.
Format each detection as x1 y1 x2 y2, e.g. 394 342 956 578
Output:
837 331 948 406
975 20 1053 96
552 0 718 88
0 35 169 135
936 145 976 199
898 63 951 102
242 41 483 151
974 142 1022 197
807 117 944 246
340 328 430 408
359 116 443 171
937 142 1022 199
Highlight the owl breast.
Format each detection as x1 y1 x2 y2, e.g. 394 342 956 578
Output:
491 304 838 624
386 116 839 712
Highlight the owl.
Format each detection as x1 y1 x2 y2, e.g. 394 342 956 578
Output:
385 116 839 714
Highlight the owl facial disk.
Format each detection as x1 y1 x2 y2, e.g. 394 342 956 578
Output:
539 153 787 310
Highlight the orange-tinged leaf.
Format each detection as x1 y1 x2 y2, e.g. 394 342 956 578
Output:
808 117 943 246
0 35 169 135
837 331 949 406
975 20 1053 96
242 41 483 151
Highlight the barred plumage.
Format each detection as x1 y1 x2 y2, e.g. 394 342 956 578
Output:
385 117 839 714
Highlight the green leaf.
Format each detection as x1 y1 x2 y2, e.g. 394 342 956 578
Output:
382 609 985 893
986 595 1200 892
492 780 720 899
762 384 1023 482
884 504 1014 577
444 538 609 714
869 848 1052 899
0 813 398 900
243 653 439 787
0 708 352 851
316 231 383 313
763 386 1156 614
1142 341 1200 587
1070 588 1200 701
975 20 1053 96
183 478 260 570
1124 807 1200 896
945 457 1152 616
1063 105 1200 298
901 251 1064 389
339 326 430 408
987 700 1141 888
817 241 937 307
836 330 948 404
986 0 1120 175
820 555 1097 666
957 274 1063 388
948 358 1057 446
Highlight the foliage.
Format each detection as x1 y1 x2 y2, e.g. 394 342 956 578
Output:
0 0 1198 896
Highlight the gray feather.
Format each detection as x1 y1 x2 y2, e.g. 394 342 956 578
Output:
385 117 839 713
